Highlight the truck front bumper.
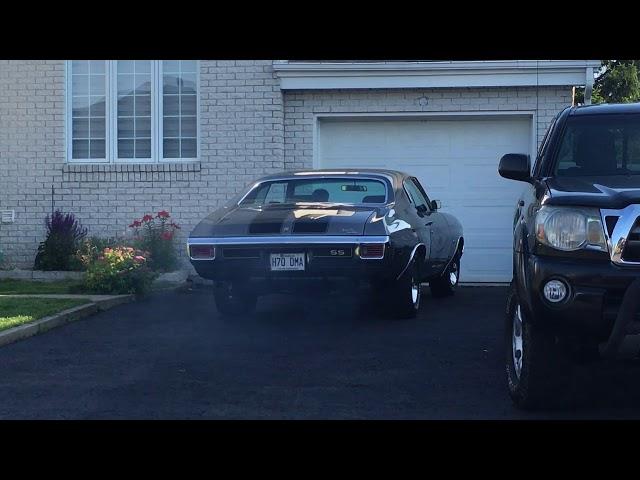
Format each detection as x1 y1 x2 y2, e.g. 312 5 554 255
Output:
519 254 640 345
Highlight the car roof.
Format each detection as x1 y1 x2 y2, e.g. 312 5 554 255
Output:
256 168 410 187
569 102 640 116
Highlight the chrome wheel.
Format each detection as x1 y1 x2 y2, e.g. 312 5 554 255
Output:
411 275 420 308
512 305 524 379
449 261 458 286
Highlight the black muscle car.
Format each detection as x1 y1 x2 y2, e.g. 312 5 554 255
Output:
187 169 464 318
499 102 640 409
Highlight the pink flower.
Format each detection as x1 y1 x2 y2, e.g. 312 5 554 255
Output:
157 210 170 219
142 214 154 223
133 256 146 264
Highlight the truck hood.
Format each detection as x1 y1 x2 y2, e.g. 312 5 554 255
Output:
190 203 383 237
544 176 640 209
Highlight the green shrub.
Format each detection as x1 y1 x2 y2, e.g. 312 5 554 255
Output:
34 210 87 271
84 246 157 296
129 210 180 272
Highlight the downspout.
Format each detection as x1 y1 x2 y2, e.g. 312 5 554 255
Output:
584 66 594 105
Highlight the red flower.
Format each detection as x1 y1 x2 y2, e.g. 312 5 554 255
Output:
129 219 142 228
142 214 154 223
161 231 174 241
157 210 170 219
169 222 181 230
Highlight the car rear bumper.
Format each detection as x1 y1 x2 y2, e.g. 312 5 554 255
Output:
519 254 640 341
187 235 396 292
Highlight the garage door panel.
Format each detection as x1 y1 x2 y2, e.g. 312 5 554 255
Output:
318 116 531 283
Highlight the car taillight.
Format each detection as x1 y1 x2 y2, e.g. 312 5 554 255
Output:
359 243 385 259
189 244 215 260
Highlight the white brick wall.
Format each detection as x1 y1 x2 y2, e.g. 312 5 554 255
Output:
0 60 284 268
282 87 572 170
0 60 572 269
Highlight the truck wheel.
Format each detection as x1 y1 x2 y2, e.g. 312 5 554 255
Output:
214 282 257 316
391 261 421 319
505 284 572 410
430 255 460 298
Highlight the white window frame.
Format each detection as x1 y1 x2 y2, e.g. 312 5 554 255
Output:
66 60 199 164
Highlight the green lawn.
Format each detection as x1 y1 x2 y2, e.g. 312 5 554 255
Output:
0 297 90 332
0 279 85 295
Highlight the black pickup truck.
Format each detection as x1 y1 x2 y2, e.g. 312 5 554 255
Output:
498 102 640 409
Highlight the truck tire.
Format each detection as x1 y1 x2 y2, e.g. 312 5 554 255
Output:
391 261 422 319
214 282 257 316
505 283 572 410
430 254 460 298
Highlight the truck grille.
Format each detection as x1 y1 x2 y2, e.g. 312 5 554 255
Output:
621 217 640 262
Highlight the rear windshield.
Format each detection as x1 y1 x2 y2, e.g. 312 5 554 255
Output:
554 114 640 176
239 178 388 206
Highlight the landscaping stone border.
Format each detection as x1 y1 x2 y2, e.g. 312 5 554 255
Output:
0 294 134 347
0 268 191 284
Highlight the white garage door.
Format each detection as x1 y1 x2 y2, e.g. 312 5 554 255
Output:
317 116 532 283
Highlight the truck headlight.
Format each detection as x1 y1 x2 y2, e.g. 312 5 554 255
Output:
535 206 607 252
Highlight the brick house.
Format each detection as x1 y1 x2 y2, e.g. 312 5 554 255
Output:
0 60 600 282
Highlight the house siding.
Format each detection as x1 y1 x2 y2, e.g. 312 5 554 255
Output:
0 61 572 269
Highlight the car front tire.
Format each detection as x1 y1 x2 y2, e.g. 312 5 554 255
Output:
505 283 572 410
214 282 257 316
430 254 460 298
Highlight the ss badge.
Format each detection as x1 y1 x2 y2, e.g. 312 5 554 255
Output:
330 249 346 256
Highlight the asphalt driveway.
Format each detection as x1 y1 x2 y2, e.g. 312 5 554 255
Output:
2 286 640 419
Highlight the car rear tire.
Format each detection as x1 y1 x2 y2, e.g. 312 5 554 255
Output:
430 254 460 298
214 282 257 316
505 283 572 410
391 261 422 319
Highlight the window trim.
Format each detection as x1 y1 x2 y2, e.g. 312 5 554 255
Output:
65 60 199 164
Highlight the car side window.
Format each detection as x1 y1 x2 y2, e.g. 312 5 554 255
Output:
403 178 430 212
410 177 432 207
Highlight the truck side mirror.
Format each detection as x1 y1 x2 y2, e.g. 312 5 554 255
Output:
430 200 441 210
498 153 531 183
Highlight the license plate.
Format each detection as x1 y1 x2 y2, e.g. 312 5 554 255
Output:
270 253 305 271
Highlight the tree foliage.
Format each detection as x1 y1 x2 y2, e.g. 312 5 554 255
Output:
575 60 640 105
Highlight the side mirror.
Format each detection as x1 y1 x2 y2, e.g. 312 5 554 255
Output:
498 153 531 183
430 199 442 211
416 204 428 214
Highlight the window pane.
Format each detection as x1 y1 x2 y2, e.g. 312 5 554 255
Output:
181 60 197 73
118 117 134 138
72 118 89 138
135 139 151 158
90 118 105 139
163 60 180 73
72 96 90 116
163 61 198 159
163 74 179 94
71 61 106 161
135 117 151 137
72 139 89 159
118 139 134 158
181 95 196 116
116 60 153 160
180 73 197 94
181 139 196 158
163 138 179 158
90 140 105 159
181 116 196 137
135 95 151 115
163 95 179 115
163 116 179 137
72 75 89 96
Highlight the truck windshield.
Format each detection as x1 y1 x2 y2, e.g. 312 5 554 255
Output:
240 178 388 206
554 114 640 176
